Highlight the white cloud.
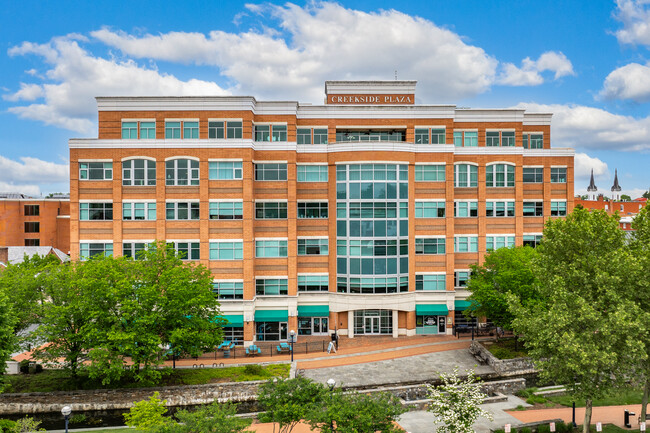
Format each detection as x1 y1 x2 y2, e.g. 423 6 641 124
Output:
0 156 69 184
498 51 574 86
574 152 609 179
0 182 41 197
599 62 650 102
4 83 45 102
614 0 650 45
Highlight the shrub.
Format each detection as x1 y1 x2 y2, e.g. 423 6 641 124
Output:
18 361 29 375
537 424 551 433
516 387 538 398
243 364 264 376
68 414 86 425
525 395 547 405
555 421 569 433
518 427 532 433
493 430 505 433
10 417 44 433
123 392 171 432
34 364 43 374
0 419 16 433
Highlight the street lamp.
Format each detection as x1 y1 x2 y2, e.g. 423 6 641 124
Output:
61 406 72 433
289 330 296 362
327 378 336 432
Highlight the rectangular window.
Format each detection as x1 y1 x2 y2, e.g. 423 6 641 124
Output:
313 128 328 144
453 131 463 147
415 238 446 254
209 202 243 220
523 133 543 149
551 167 567 183
121 121 138 139
454 201 478 217
431 129 445 144
209 161 243 180
486 131 499 147
123 202 156 221
208 121 225 139
415 274 446 291
79 162 112 180
123 242 147 259
140 121 155 139
297 165 328 182
454 164 478 187
551 201 567 216
486 235 515 251
255 240 288 258
165 121 181 139
414 165 445 181
123 159 156 186
415 128 429 144
171 242 200 260
254 125 270 142
415 201 446 218
298 239 328 255
464 131 478 147
166 202 200 220
24 205 39 216
297 202 328 219
297 128 311 144
226 121 243 139
486 164 515 187
209 241 243 260
165 159 200 186
254 163 287 181
79 203 113 221
256 278 288 296
24 222 39 233
25 239 39 246
501 131 515 147
212 281 243 300
454 271 470 288
255 202 288 219
297 275 328 292
80 242 113 260
183 120 200 139
486 201 515 217
523 167 544 183
272 125 287 142
523 234 543 248
523 201 544 217
454 236 478 252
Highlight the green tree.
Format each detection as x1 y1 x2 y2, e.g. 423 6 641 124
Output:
621 194 631 201
123 392 172 432
257 377 330 433
158 402 252 433
511 208 647 433
0 289 17 388
642 190 650 199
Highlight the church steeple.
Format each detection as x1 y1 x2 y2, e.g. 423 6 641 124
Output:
611 169 621 201
587 169 598 200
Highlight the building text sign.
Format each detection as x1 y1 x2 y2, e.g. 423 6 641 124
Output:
327 94 415 105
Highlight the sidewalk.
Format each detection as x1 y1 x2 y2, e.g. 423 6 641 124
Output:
507 404 646 429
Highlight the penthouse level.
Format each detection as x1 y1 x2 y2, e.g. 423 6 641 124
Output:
69 80 574 345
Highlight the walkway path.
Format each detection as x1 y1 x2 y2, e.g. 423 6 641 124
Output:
507 403 646 429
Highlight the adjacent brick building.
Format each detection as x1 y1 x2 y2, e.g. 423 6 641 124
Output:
69 81 574 345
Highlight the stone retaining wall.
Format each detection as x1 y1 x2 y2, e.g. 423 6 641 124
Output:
469 341 536 376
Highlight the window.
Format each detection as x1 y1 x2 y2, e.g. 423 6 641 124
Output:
255 240 288 258
122 121 155 139
523 167 543 183
486 131 499 147
123 159 156 186
209 161 242 180
256 278 288 295
255 202 287 219
80 242 113 260
415 201 446 218
166 121 198 139
165 159 199 186
123 202 156 220
415 238 446 254
486 201 515 217
254 163 287 181
298 275 328 292
486 235 515 251
209 202 243 220
209 241 243 260
453 131 478 147
415 128 429 144
415 165 445 181
336 130 405 142
486 164 515 187
140 122 155 139
208 121 225 139
454 271 470 288
551 201 567 216
272 125 287 142
297 165 328 182
25 239 39 246
486 131 515 147
297 128 328 144
227 121 243 139
212 281 243 300
297 128 311 144
523 201 544 217
454 201 478 217
123 242 147 259
502 131 515 146
454 164 478 187
80 203 113 220
551 167 567 183
79 162 112 180
254 124 287 142
24 205 39 216
313 128 328 144
170 242 200 260
165 121 181 139
24 222 39 233
523 234 542 248
415 274 446 291
122 121 138 139
297 202 328 219
166 202 200 220
455 236 478 252
523 133 543 149
298 239 328 255
431 129 445 144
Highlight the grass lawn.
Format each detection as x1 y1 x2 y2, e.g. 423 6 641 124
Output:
485 338 528 359
547 387 645 407
4 364 290 393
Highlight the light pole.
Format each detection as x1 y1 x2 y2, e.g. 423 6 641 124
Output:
61 406 72 433
289 330 296 362
327 378 336 432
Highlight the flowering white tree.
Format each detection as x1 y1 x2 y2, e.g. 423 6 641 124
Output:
426 368 493 433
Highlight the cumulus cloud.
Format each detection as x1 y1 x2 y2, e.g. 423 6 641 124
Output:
614 0 650 45
0 156 69 196
574 152 609 179
599 62 650 102
498 51 574 86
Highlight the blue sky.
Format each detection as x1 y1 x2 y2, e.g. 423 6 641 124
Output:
1 0 649 197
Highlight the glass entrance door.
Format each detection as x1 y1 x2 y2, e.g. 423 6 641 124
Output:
313 317 329 334
364 316 380 334
437 316 446 334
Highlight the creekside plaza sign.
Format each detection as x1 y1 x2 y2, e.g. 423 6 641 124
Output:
327 94 415 105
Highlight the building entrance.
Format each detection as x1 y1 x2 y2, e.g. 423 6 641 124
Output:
354 309 392 335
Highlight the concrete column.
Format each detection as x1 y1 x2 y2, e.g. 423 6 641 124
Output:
392 310 399 338
348 310 354 338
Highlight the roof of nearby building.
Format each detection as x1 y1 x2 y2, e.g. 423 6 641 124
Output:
0 193 34 199
5 247 69 265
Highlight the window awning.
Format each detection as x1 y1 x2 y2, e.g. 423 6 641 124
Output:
297 305 329 317
222 314 244 327
415 304 449 315
454 300 475 311
254 310 289 322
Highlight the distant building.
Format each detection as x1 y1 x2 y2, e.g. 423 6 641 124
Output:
0 246 69 267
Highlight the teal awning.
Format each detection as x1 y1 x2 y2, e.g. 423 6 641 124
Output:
222 314 244 327
416 304 449 315
254 310 289 322
297 305 329 317
454 300 474 311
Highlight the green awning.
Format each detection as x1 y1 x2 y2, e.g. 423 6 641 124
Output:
254 310 289 322
416 304 449 315
297 305 329 317
222 314 244 327
454 300 474 311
